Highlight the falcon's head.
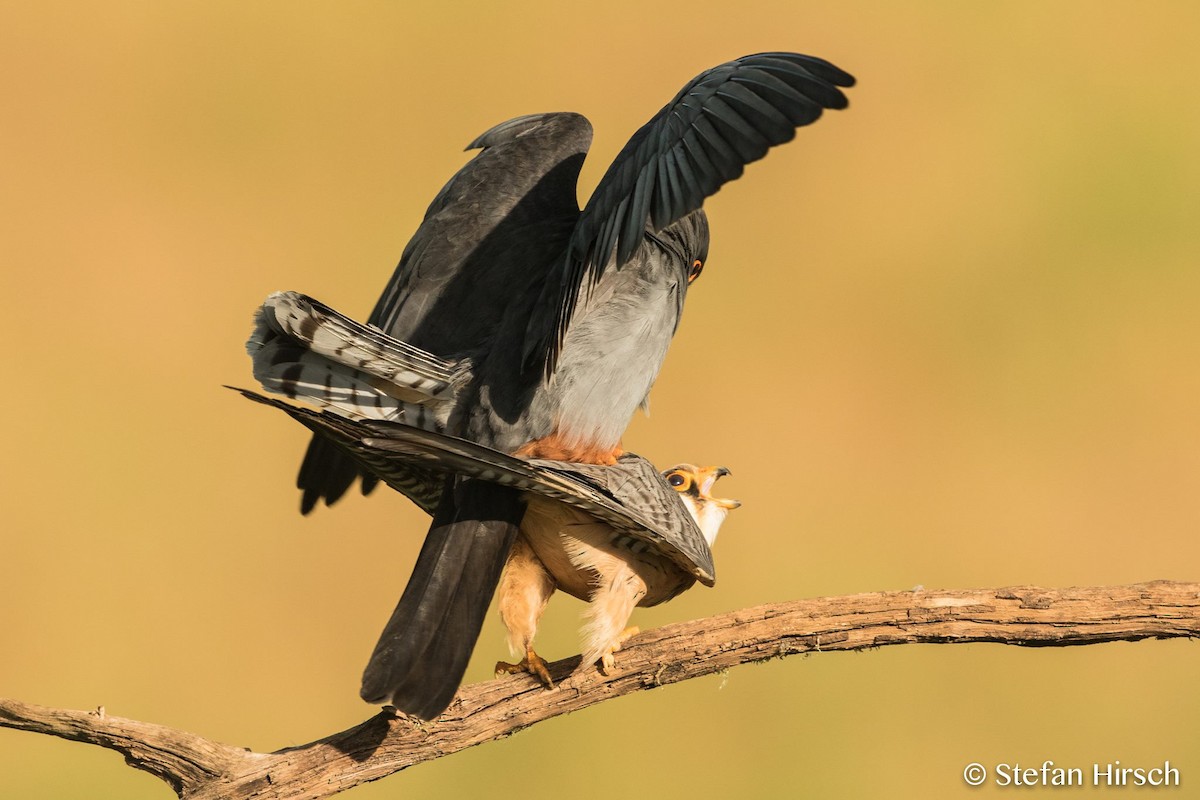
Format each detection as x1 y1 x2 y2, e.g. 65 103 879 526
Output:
662 464 740 547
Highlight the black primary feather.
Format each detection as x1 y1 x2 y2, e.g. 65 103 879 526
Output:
524 52 854 374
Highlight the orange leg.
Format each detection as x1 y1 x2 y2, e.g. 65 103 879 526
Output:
496 537 557 689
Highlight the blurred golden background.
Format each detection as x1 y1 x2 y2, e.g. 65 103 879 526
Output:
2 2 1197 797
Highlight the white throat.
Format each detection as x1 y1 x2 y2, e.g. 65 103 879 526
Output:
681 496 728 548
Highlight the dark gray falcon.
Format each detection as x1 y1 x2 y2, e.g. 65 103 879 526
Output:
239 388 737 686
252 52 853 719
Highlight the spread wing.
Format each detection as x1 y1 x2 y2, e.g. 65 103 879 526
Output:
369 112 592 352
526 51 855 371
298 112 593 512
239 389 715 584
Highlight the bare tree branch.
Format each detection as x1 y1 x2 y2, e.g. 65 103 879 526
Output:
0 700 248 794
3 581 1196 799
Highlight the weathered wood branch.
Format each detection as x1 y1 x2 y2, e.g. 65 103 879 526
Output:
3 581 1196 799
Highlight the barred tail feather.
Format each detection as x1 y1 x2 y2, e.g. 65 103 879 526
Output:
250 331 405 421
257 291 469 394
246 291 471 427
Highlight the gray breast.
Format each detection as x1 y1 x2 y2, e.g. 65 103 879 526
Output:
532 246 683 451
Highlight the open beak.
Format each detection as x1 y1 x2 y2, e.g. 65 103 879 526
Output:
698 465 741 510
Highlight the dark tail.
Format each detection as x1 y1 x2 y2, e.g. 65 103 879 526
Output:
297 433 379 514
360 478 525 719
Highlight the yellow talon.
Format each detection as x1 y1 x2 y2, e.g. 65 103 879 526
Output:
495 648 555 689
596 627 642 675
615 626 640 649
